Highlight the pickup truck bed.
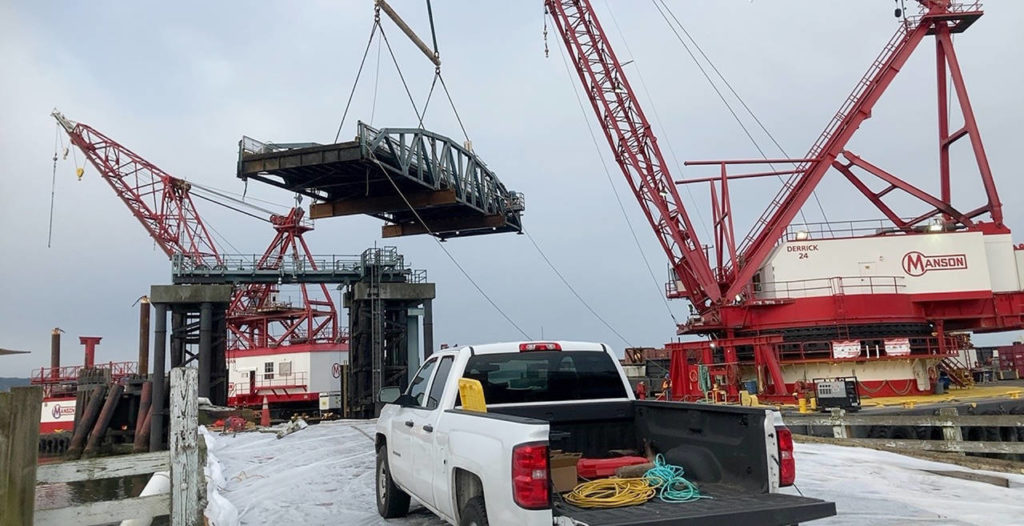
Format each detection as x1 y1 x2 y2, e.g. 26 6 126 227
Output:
553 485 834 526
482 399 836 525
490 401 774 490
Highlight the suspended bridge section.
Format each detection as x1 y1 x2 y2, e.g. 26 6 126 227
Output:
236 123 525 239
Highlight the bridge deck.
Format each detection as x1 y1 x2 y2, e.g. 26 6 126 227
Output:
237 124 524 239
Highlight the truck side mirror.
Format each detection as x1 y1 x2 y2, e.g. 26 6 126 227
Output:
378 386 402 404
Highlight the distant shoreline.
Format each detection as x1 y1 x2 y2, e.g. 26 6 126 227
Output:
0 377 30 392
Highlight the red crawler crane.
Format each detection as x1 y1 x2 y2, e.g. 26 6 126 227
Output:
52 111 342 387
546 0 1024 401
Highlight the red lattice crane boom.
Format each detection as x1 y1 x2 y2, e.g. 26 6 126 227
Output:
53 111 340 351
545 0 721 310
52 111 221 268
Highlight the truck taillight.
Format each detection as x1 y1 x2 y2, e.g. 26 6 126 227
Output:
512 442 549 509
777 426 795 487
519 342 561 351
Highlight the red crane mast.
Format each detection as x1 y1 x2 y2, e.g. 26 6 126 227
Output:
724 0 1003 302
546 0 1024 401
226 207 338 350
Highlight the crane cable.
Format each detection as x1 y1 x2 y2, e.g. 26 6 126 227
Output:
382 4 623 342
48 125 88 248
369 31 383 125
602 0 712 244
335 3 470 144
191 193 271 224
550 11 679 327
425 0 439 55
334 16 380 143
338 4 633 342
188 182 281 219
61 131 84 181
416 0 472 141
525 231 632 347
191 182 292 212
378 21 427 126
651 0 831 232
364 148 531 340
328 5 538 340
48 125 60 248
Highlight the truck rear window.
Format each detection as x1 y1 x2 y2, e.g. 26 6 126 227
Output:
462 351 628 404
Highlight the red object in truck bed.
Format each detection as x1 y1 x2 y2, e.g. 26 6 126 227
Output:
577 456 650 479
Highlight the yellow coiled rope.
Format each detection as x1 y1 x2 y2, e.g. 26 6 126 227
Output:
563 477 655 509
564 455 708 509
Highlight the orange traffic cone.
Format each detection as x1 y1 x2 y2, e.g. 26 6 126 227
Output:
260 396 270 427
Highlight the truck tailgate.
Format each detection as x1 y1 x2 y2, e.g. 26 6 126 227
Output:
553 484 836 526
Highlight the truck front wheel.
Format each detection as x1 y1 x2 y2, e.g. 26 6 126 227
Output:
459 496 488 526
376 444 410 518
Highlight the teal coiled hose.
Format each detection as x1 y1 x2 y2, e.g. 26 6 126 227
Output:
643 454 710 503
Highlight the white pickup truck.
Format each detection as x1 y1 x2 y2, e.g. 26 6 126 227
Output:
375 341 836 526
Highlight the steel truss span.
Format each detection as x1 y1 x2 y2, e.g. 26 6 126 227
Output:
237 123 525 240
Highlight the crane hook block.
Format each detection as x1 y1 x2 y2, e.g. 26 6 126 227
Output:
75 167 84 180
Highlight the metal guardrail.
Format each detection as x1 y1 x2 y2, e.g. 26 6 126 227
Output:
31 361 139 386
756 275 906 300
775 335 963 362
786 406 1024 455
171 247 427 285
907 0 982 24
240 136 319 155
783 218 921 240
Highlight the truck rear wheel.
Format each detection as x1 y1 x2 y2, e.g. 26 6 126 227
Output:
376 444 410 518
459 496 488 526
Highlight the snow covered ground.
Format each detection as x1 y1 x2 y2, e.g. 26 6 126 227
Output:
202 420 1024 526
781 443 1024 525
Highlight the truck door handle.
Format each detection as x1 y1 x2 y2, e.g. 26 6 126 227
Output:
423 425 434 433
404 420 414 428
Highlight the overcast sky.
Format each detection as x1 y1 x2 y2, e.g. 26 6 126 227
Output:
2 1 1023 376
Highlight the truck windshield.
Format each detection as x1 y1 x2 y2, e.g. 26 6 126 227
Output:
462 351 628 404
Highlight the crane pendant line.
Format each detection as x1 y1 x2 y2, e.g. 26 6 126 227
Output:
725 2 999 302
52 111 222 268
545 0 721 310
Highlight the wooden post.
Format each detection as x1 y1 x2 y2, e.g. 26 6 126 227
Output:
0 386 43 526
83 383 125 458
133 381 153 453
829 408 849 439
170 367 200 526
938 407 965 456
67 385 107 460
